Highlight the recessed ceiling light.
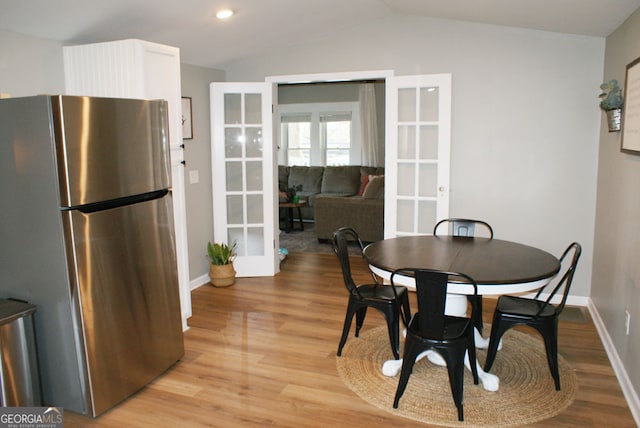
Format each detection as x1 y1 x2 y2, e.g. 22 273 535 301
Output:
216 9 234 20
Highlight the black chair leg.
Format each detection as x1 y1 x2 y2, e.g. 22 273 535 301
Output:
400 293 411 326
354 307 367 337
468 295 483 334
337 306 356 356
338 298 363 356
383 307 400 360
440 346 467 422
475 296 483 334
467 335 479 385
539 323 560 390
393 341 420 408
483 318 509 372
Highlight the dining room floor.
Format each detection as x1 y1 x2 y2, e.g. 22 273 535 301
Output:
62 251 636 427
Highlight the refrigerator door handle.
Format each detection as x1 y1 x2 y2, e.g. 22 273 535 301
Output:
72 189 169 214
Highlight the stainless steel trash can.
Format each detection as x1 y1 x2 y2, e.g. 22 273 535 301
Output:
0 298 42 406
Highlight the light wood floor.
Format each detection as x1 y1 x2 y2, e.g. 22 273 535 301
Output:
64 252 636 427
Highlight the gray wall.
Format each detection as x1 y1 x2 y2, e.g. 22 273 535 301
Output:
180 64 226 282
0 30 65 96
220 15 604 301
279 82 361 103
592 7 640 402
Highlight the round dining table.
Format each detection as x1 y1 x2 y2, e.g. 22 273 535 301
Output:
362 235 560 391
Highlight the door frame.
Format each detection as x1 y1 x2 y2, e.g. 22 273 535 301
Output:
264 70 451 265
266 70 394 85
266 70 394 259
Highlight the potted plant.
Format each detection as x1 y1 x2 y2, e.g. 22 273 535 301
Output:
207 241 237 287
599 79 624 132
284 184 303 203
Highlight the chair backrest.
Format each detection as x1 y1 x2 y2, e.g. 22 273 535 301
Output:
433 218 494 239
535 242 582 315
332 227 367 295
391 268 477 340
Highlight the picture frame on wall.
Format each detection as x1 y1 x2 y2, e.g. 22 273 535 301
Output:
621 56 640 154
181 96 193 140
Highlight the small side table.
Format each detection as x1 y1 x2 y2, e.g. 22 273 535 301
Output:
279 200 307 232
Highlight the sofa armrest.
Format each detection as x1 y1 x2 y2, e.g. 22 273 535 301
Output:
314 196 384 243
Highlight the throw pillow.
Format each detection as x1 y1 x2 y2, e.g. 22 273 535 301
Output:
362 175 384 199
358 175 370 196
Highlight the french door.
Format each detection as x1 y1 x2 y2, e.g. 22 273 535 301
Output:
385 74 451 237
210 73 451 277
210 83 277 276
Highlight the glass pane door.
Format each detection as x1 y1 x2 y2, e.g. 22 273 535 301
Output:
211 83 276 276
386 75 451 237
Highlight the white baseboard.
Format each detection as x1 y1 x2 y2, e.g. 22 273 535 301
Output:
190 274 210 290
587 298 640 426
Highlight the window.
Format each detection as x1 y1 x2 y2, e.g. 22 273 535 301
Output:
281 114 311 166
278 102 360 166
321 113 351 166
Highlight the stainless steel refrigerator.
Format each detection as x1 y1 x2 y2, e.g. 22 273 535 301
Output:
0 95 184 416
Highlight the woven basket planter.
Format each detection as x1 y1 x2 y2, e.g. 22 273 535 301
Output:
209 263 236 287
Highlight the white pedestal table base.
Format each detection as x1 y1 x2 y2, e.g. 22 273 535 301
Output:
382 294 500 392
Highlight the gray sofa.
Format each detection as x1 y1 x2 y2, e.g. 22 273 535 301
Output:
278 165 384 242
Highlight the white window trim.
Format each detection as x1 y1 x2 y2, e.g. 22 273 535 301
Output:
277 102 361 166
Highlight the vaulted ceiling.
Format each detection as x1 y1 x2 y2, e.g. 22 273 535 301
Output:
1 0 639 68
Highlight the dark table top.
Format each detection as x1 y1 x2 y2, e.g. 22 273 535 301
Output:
363 235 560 292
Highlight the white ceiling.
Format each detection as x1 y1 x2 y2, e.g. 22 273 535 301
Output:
1 0 639 68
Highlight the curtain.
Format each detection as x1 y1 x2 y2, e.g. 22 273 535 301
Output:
359 83 381 167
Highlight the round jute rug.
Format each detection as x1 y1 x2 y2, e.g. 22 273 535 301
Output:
336 325 577 427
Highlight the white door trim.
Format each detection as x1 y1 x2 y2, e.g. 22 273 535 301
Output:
266 70 394 254
266 70 394 85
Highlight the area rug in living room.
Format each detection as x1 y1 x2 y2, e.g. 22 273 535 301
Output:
279 223 333 254
336 325 577 427
278 223 360 255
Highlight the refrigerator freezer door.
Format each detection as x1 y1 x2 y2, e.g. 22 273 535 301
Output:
63 194 184 416
51 96 172 208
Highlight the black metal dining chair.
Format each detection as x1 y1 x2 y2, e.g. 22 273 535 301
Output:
483 242 582 390
433 218 494 334
391 268 479 422
333 227 411 360
433 218 494 239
